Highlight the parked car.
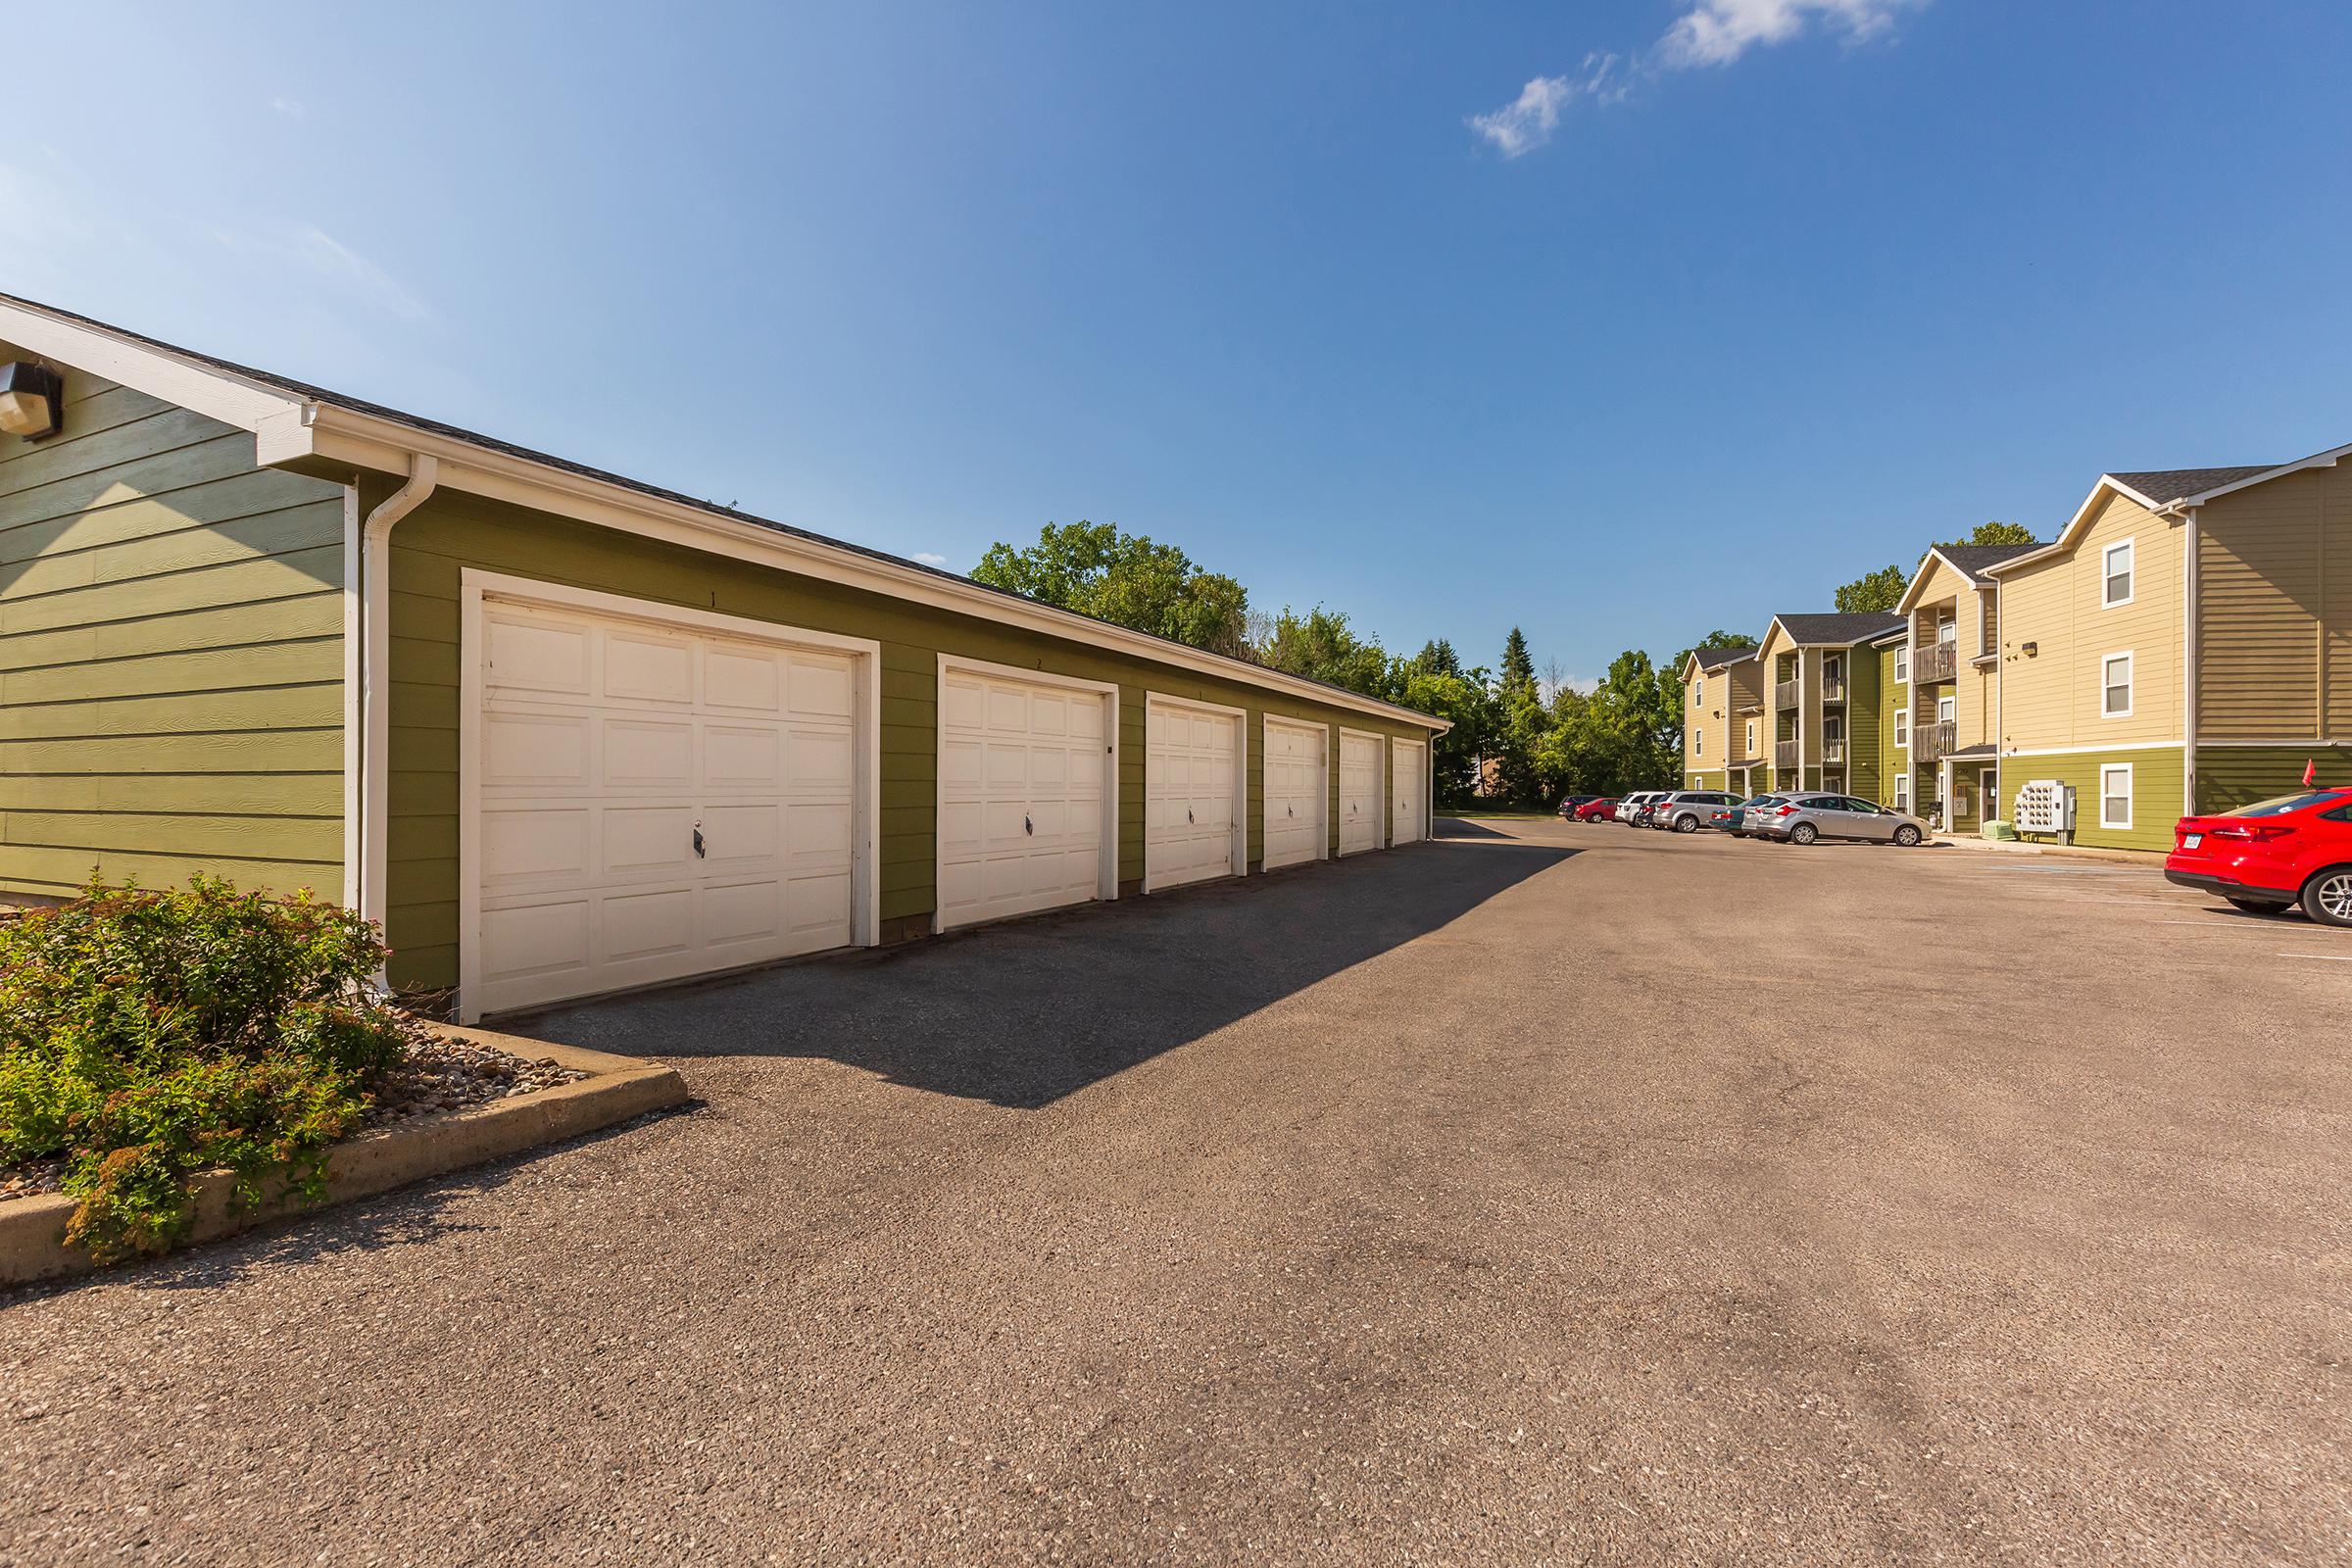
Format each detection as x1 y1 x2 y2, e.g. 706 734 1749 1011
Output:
1650 790 1740 833
1748 793 1927 847
1615 791 1659 826
1572 797 1620 822
1737 795 1790 835
1555 794 1605 819
2164 787 2352 924
1708 796 1769 834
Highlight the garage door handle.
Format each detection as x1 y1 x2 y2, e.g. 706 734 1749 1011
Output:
1186 808 1195 824
693 822 706 858
1024 813 1033 836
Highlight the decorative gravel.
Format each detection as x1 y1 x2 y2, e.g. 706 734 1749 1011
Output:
0 1031 586 1203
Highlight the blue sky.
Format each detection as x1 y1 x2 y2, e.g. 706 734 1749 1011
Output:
9 1 2350 688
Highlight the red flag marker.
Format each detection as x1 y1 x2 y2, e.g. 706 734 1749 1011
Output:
2304 759 2317 787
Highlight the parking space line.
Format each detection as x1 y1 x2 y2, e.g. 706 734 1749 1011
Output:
2279 952 2352 962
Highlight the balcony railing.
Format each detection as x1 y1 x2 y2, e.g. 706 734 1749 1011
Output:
1916 719 1957 761
1915 643 1957 683
1775 679 1799 709
1774 739 1800 770
1820 674 1846 703
1822 739 1845 764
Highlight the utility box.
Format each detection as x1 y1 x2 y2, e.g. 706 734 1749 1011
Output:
2013 779 2075 839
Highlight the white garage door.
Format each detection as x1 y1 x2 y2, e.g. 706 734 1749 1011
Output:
1392 737 1428 844
469 595 860 1018
939 665 1109 928
1146 698 1242 892
1263 717 1327 870
1338 729 1384 857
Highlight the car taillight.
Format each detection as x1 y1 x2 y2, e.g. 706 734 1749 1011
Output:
2212 822 2295 842
1775 805 1797 816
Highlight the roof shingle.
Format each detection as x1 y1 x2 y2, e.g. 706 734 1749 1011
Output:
1935 542 2041 582
2107 466 2280 506
1771 612 1905 646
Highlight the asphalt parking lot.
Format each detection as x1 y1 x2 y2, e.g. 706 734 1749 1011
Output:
4 819 2346 1566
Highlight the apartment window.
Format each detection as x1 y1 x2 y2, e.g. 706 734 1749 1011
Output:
1937 693 1956 724
2103 539 2134 607
2100 763 2133 830
1695 728 1703 757
1745 718 1757 755
1825 654 1842 681
1893 709 1908 748
1823 713 1843 743
1937 614 1956 647
1893 774 1910 811
1893 644 1909 682
2102 652 2133 717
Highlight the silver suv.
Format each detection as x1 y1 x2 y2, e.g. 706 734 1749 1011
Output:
1746 793 1927 847
1650 790 1740 833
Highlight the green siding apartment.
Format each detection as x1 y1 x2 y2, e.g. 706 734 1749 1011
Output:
0 296 1447 1020
1680 442 2352 854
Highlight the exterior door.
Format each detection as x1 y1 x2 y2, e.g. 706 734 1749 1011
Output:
1338 730 1384 855
1263 717 1327 870
469 594 859 1017
1981 767 2000 822
1391 738 1428 843
938 665 1109 928
1145 698 1241 892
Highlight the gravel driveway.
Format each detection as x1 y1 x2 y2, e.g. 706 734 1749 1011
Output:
4 820 2345 1565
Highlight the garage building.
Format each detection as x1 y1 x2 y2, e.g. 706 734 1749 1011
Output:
0 296 1447 1020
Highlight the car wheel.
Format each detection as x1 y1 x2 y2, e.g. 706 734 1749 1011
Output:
1789 822 1818 846
2225 897 2280 914
2300 867 2352 927
1674 813 1699 833
1892 824 1921 848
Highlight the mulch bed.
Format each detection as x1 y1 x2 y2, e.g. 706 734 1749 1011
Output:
0 1028 587 1202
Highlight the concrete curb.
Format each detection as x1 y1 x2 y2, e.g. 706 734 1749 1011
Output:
1931 834 2165 866
0 1029 687 1287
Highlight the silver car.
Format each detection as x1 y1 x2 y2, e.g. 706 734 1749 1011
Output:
1749 792 1927 847
1650 790 1740 833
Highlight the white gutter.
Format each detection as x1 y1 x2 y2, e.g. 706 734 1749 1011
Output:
354 456 440 933
2182 505 2199 813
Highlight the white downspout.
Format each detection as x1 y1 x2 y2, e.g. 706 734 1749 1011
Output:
2180 506 2199 815
356 456 440 935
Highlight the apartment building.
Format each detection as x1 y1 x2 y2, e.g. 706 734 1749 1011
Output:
1679 644 1761 792
1750 612 1903 799
1893 544 2038 833
1981 444 2352 851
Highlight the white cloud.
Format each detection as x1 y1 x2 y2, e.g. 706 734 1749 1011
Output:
1471 0 1919 155
1659 0 1919 69
913 551 949 567
209 222 432 321
1468 56 1624 159
270 97 306 119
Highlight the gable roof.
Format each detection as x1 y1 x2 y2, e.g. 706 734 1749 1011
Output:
0 292 1447 731
2106 466 2278 507
1765 612 1905 648
1934 543 2040 582
1991 440 2351 576
1681 643 1757 681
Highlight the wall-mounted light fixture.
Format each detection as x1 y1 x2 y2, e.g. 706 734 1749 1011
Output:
0 362 64 441
2021 641 2038 658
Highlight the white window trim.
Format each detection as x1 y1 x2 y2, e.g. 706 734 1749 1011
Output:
1893 644 1909 683
1694 728 1704 756
1141 691 1249 895
1893 773 1911 812
1893 708 1908 749
2103 538 2135 609
2099 762 2133 830
1937 694 1956 724
2101 650 2134 719
455 568 886 1024
936 654 1123 930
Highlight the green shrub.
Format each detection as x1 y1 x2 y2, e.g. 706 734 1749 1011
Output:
0 875 409 1263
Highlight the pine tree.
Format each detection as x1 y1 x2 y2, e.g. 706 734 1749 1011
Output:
1499 627 1535 696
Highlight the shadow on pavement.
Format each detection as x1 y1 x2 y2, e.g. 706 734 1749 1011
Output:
512 840 1574 1109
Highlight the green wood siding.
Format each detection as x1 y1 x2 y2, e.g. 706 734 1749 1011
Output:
2009 747 2184 853
0 344 346 903
2194 744 2352 814
1846 645 1881 802
385 489 1437 992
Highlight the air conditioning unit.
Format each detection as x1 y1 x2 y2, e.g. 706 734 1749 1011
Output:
2013 778 2075 837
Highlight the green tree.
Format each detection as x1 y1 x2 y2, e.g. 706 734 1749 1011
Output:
971 520 1250 658
1394 667 1494 808
1667 629 1749 685
1407 638 1462 678
1253 605 1391 697
1833 564 1908 613
1498 627 1535 697
1938 520 2038 549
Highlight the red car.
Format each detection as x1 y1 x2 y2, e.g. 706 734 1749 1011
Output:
2165 787 2352 924
1572 798 1619 822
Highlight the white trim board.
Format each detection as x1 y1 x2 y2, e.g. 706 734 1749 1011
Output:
455 569 885 1024
0 294 1447 738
